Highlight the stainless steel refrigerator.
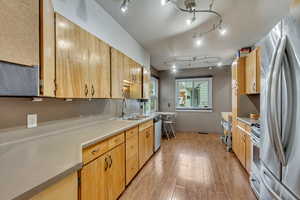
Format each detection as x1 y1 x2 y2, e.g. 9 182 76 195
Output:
259 7 300 200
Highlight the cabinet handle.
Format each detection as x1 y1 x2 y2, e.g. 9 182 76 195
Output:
84 84 89 96
91 85 95 96
91 148 99 154
109 155 113 168
252 82 256 92
104 157 109 171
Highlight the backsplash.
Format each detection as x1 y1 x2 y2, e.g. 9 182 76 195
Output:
0 98 140 130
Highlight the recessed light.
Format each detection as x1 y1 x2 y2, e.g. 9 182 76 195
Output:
217 62 222 67
186 19 192 25
195 38 202 46
172 68 177 73
172 64 176 69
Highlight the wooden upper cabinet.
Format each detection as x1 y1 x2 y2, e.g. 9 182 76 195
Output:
0 0 39 67
130 61 142 99
111 48 124 99
245 48 261 94
232 57 245 120
88 35 111 98
40 0 55 97
143 68 151 99
55 14 89 98
123 55 131 83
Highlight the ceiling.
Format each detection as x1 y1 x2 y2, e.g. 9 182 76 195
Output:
96 0 290 70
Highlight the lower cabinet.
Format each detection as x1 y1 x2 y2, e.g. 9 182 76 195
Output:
139 122 154 168
125 127 139 185
81 143 125 200
233 120 252 174
29 172 78 200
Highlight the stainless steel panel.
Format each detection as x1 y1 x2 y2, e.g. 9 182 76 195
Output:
260 164 298 200
0 61 39 96
281 10 300 199
258 22 282 179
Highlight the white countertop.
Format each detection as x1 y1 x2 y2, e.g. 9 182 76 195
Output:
0 114 158 200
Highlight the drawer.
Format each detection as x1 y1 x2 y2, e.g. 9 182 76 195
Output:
126 153 139 185
83 140 108 165
126 126 138 140
126 134 138 158
108 133 125 149
139 120 153 132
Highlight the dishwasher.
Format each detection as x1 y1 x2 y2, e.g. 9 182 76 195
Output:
154 116 162 152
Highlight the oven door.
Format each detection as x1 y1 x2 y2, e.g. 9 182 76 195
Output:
251 134 261 173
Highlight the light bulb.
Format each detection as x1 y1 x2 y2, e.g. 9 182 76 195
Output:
195 38 202 46
172 68 177 73
217 62 222 67
186 19 192 25
219 27 227 36
120 0 128 13
161 0 167 6
172 64 176 69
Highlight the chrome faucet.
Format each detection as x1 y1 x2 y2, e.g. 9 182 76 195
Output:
121 97 127 119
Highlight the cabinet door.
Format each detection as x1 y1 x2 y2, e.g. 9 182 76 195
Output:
0 0 39 66
111 48 124 99
40 0 55 97
123 55 131 83
81 153 109 200
245 133 252 174
139 129 147 168
145 126 154 160
130 61 142 99
126 133 139 185
245 48 260 94
55 14 89 98
107 144 125 200
238 128 246 167
143 68 151 99
232 121 238 155
89 35 111 98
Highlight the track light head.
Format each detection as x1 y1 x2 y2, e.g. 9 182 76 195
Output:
121 0 129 13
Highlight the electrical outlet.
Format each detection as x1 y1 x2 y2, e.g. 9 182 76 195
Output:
27 114 37 128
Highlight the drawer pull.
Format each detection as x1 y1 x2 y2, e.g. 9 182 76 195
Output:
109 155 113 168
91 148 99 154
104 157 109 171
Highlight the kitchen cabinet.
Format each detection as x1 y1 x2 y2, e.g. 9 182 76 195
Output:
129 60 142 99
125 127 139 185
55 14 111 98
111 48 124 99
55 14 89 98
139 120 154 168
143 68 151 99
30 172 77 200
88 35 111 98
81 137 125 200
234 120 252 174
245 48 261 94
0 0 39 67
40 0 56 97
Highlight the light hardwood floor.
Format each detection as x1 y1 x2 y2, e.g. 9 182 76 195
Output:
120 132 256 200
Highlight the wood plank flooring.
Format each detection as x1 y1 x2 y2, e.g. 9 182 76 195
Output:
119 132 256 200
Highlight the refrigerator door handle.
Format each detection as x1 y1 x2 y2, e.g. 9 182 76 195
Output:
281 52 293 163
261 170 282 200
267 38 282 157
272 36 287 166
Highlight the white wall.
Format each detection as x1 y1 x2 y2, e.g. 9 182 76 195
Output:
52 0 150 68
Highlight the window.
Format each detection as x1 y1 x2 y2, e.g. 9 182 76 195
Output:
144 76 159 113
175 77 212 111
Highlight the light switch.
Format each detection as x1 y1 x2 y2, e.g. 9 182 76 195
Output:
27 114 37 128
